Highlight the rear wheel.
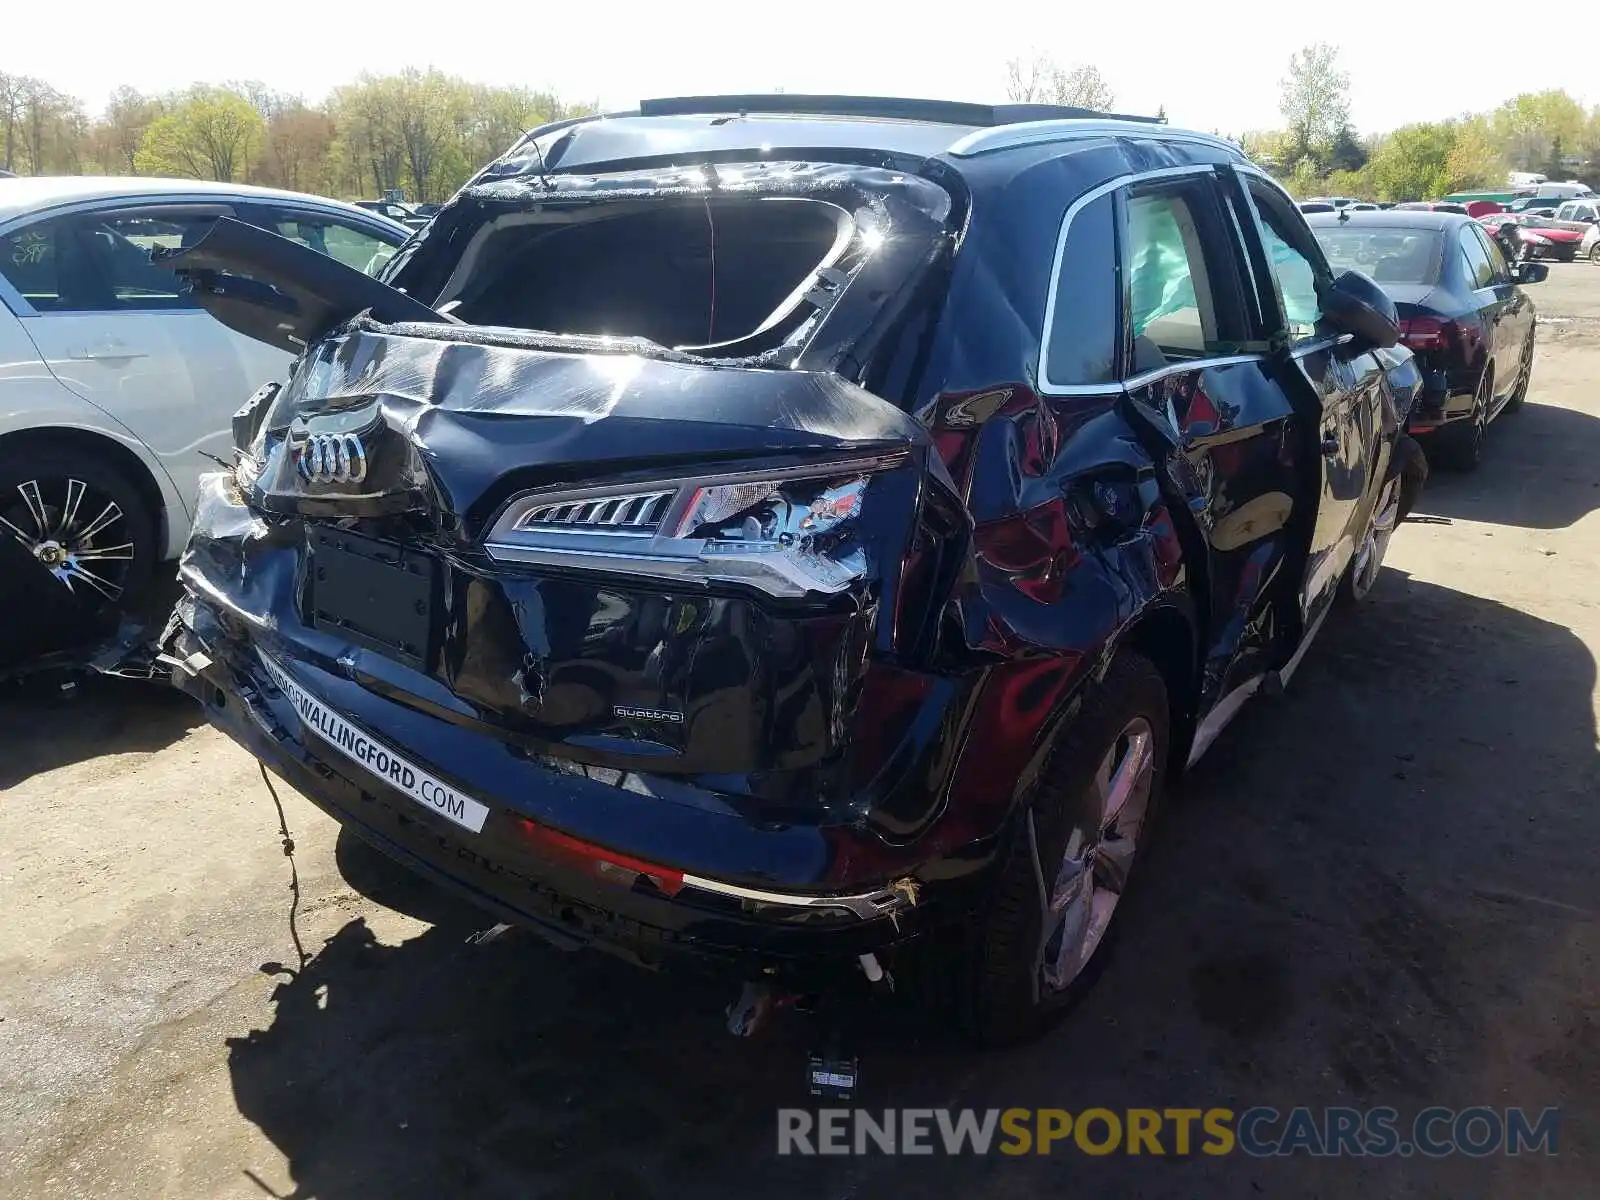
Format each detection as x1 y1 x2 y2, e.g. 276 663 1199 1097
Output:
942 652 1169 1045
1589 244 1600 265
1503 329 1535 413
0 447 157 625
1434 369 1492 471
1338 477 1400 605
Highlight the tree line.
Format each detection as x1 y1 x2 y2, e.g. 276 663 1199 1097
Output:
0 70 592 202
4 55 1597 204
1009 47 1600 202
1250 43 1600 200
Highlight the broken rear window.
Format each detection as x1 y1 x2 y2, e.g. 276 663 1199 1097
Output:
433 197 853 355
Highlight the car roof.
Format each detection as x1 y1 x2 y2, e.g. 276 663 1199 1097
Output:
0 175 403 228
1306 210 1467 231
510 95 1239 178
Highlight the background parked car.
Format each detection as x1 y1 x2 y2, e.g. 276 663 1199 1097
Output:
1553 198 1600 225
1580 222 1600 263
1508 213 1584 261
1309 209 1541 470
0 177 410 667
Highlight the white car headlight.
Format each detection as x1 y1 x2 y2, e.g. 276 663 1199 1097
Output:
482 454 905 598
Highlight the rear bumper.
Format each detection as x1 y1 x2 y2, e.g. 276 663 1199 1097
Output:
166 596 982 978
1406 372 1475 435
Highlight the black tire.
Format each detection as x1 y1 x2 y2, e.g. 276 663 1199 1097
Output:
938 652 1170 1045
1433 368 1492 472
1588 244 1600 265
1503 330 1535 413
0 445 158 625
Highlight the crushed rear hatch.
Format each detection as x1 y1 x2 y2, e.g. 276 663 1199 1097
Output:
161 162 973 822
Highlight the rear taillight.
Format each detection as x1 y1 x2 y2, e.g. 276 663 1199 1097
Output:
483 455 905 599
1400 316 1456 350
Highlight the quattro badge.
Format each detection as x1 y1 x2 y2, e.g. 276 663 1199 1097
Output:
296 432 368 484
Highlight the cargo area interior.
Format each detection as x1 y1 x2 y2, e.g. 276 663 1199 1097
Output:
438 197 853 353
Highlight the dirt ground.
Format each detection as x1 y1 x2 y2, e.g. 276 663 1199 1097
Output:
2 267 1597 1200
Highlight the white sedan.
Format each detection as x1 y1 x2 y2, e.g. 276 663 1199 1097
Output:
0 177 410 643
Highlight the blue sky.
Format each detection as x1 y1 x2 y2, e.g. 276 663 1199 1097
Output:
19 0 1592 136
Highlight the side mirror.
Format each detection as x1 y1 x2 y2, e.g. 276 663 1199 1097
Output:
1323 269 1400 349
1517 261 1549 284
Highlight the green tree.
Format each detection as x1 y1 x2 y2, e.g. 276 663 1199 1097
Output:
258 104 336 192
328 75 406 197
1327 124 1368 173
1287 156 1322 198
1445 117 1502 192
134 86 263 180
95 87 164 173
1491 90 1587 172
1279 43 1350 170
1367 121 1498 201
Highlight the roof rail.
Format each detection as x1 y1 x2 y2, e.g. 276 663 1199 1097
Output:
637 94 1165 127
948 120 1238 160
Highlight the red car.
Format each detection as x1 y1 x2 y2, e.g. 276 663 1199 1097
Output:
1481 212 1583 262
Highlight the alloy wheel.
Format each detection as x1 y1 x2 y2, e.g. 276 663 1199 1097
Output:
1030 717 1155 997
0 477 135 603
1347 480 1401 602
1469 379 1489 462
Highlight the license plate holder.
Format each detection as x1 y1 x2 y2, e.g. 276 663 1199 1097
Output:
306 527 436 668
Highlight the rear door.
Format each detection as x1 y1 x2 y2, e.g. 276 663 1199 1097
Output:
1228 171 1387 629
1467 221 1533 406
1458 224 1512 390
1099 167 1306 709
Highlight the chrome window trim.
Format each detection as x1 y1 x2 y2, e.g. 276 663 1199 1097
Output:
1041 353 1271 398
1038 163 1221 397
947 120 1242 161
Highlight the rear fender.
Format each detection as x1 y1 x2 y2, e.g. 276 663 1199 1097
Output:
892 384 1197 848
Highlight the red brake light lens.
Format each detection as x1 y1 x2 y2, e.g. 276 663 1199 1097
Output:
517 818 685 897
1400 316 1453 350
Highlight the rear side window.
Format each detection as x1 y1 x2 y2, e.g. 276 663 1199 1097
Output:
1043 190 1117 387
1471 224 1510 283
251 208 400 276
1120 175 1248 371
0 210 217 312
1459 227 1494 288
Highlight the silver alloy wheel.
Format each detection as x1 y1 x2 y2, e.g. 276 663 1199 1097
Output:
0 477 134 602
1030 717 1156 997
1347 479 1401 601
1469 376 1490 460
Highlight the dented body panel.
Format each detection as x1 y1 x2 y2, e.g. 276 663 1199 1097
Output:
165 111 1417 981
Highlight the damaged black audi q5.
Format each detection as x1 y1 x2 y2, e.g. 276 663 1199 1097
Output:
160 96 1423 1044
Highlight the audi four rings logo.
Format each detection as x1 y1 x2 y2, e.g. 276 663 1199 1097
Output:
297 432 368 484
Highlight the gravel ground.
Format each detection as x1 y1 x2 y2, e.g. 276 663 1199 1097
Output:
2 267 1597 1199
